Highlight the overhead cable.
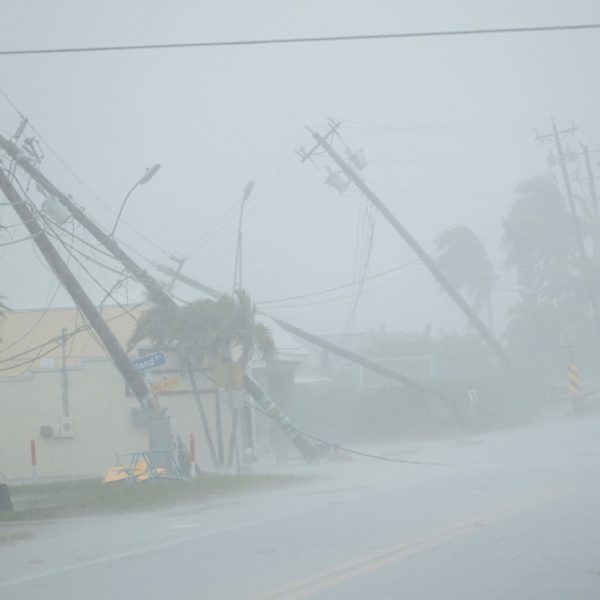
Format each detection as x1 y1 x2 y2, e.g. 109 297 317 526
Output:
0 23 598 56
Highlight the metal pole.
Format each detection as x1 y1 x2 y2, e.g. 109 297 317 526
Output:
110 182 139 237
61 326 69 417
233 181 254 292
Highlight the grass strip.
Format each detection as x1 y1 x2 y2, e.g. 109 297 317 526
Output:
0 474 304 522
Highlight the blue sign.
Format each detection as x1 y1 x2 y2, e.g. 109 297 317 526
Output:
133 351 166 372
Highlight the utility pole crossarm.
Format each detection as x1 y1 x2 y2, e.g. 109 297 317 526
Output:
309 129 512 369
535 121 600 337
0 133 172 308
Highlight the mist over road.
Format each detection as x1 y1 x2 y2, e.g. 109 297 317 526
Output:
2 413 599 599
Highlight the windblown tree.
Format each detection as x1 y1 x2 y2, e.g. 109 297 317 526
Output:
435 225 496 329
502 177 596 374
503 177 582 306
128 289 275 369
129 290 324 465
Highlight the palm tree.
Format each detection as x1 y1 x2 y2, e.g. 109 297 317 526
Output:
128 289 274 369
435 226 496 329
128 290 276 468
129 290 323 465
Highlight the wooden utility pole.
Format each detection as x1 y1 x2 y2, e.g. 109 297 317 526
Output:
153 264 448 400
303 125 512 369
0 133 171 307
0 132 320 462
582 144 599 222
0 169 160 415
536 121 600 337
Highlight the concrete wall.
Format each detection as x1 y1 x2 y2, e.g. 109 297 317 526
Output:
0 359 234 480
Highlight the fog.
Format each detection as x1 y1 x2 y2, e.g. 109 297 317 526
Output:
1 1 600 599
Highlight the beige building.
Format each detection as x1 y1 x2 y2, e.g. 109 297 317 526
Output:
0 304 247 480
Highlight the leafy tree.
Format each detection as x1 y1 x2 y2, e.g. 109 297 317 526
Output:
502 177 597 377
502 177 583 307
435 225 495 326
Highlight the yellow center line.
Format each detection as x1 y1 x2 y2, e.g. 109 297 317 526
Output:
255 488 565 600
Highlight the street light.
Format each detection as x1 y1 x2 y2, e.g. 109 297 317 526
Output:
232 180 255 292
110 163 161 237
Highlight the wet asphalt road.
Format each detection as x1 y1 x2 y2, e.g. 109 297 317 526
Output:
1 413 600 599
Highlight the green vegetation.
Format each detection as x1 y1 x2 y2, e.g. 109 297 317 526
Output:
128 289 274 367
0 474 304 522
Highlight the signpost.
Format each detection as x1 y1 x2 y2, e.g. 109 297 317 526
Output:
560 324 583 415
150 377 181 394
560 323 578 349
133 351 166 372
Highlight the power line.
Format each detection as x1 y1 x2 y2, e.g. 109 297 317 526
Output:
0 88 172 259
0 233 38 247
262 266 425 310
0 341 63 373
250 403 445 466
256 260 420 305
0 301 145 366
44 220 139 323
370 131 531 164
1 23 599 57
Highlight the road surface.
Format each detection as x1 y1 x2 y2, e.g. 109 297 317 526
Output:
1 413 599 599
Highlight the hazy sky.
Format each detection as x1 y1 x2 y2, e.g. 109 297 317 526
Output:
1 0 600 338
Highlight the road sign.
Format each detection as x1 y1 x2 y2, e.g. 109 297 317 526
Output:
150 376 181 393
133 351 166 372
568 364 579 396
560 324 578 348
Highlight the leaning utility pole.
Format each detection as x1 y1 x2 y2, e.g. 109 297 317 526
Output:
153 264 448 401
0 133 168 306
0 132 320 462
0 169 160 417
300 122 511 369
536 120 600 336
582 144 599 223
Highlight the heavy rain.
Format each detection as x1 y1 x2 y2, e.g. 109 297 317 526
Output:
1 2 600 599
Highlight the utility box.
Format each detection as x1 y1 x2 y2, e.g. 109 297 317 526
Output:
56 417 75 438
40 425 54 438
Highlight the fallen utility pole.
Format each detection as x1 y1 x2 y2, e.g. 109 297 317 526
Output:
303 126 512 369
270 317 445 400
153 264 447 400
0 169 159 416
0 131 320 462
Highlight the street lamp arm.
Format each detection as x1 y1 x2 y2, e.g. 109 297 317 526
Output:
110 181 139 237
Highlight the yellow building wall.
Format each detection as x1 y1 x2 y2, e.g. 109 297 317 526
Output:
0 359 233 480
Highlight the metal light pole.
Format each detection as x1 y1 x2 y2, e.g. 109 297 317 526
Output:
110 163 161 237
232 180 254 292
